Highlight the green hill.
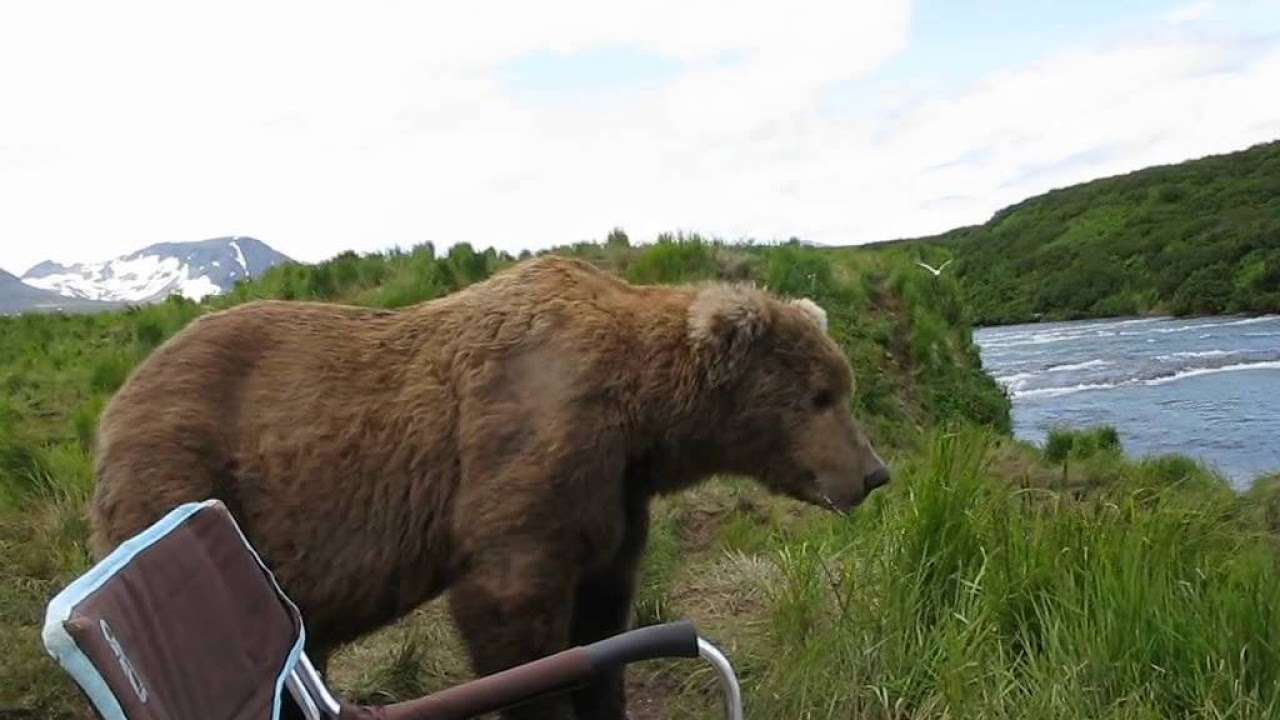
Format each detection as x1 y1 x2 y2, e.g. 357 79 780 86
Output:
869 140 1280 326
5 234 1280 719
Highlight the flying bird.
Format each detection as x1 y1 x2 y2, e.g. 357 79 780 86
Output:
916 259 952 276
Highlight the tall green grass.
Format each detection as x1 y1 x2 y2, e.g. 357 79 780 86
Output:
684 425 1280 719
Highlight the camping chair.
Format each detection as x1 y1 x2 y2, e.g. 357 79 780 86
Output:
42 499 744 720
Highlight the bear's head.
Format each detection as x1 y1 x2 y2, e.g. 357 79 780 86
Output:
687 285 891 513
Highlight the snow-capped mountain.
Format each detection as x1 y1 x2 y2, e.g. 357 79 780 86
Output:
21 236 292 304
0 269 121 315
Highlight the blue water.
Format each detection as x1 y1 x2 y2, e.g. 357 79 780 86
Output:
973 314 1280 489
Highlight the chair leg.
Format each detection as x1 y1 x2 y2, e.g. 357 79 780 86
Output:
296 653 343 717
286 670 323 720
283 652 343 719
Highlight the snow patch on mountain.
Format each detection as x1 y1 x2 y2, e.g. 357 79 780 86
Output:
21 236 292 304
230 239 248 272
0 269 120 315
25 254 206 301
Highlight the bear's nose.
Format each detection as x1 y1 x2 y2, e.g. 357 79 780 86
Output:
865 466 891 491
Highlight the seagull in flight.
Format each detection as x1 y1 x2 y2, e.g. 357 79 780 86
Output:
916 259 952 276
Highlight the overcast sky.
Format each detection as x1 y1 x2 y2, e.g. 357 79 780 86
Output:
2 0 1279 274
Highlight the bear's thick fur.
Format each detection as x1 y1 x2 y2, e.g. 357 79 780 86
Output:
89 254 890 720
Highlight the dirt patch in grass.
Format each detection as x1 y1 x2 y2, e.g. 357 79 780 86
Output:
623 668 683 720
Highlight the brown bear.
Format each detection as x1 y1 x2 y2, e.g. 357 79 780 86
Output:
88 253 891 720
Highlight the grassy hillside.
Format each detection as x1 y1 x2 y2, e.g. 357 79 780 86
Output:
0 234 1005 716
4 234 1279 719
869 140 1280 326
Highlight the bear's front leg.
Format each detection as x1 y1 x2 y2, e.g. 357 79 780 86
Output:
570 494 651 720
568 572 636 720
448 547 580 720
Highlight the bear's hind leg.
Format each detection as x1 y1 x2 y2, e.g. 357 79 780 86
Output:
447 548 579 720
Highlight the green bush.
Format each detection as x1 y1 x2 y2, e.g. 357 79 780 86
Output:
624 232 724 285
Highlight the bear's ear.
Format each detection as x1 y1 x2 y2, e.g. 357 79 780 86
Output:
789 297 828 333
687 285 769 386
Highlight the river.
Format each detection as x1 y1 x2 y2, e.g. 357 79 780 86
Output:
972 314 1280 489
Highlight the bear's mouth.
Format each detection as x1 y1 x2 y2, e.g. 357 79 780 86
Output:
815 490 855 516
786 470 859 515
760 468 861 515
813 473 867 516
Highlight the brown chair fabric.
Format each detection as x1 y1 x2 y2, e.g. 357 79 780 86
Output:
44 500 305 720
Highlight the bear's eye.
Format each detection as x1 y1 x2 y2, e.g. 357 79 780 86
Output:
812 389 835 411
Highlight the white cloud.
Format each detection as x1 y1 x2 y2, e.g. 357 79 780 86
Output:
1163 0 1219 25
0 0 911 271
846 28 1280 241
0 0 1278 274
